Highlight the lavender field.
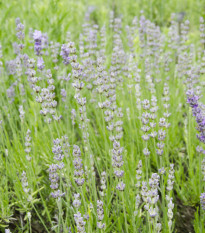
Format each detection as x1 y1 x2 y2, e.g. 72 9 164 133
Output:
1 0 205 232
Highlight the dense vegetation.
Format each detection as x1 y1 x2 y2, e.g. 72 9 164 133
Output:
1 0 205 232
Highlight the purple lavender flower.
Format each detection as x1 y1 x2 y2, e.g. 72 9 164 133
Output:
200 193 205 210
37 57 45 70
187 89 199 108
186 89 205 143
73 145 85 186
60 44 71 65
33 30 43 55
61 89 67 102
16 18 25 43
74 212 86 232
49 138 65 198
97 200 105 229
116 181 125 191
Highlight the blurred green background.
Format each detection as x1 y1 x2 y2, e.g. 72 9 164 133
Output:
0 0 205 46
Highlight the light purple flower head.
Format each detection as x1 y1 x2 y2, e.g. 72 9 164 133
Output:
33 30 42 40
60 44 70 65
186 89 199 108
15 18 25 41
37 57 45 70
33 30 43 55
200 193 205 210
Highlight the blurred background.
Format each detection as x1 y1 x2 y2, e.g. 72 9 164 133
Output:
0 0 205 45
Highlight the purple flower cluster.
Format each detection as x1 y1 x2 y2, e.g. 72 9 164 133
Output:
33 30 43 56
72 145 85 186
97 200 105 229
187 90 205 212
49 138 65 199
15 18 25 50
141 173 160 219
37 57 45 70
187 89 205 143
74 212 86 233
200 193 205 210
60 43 76 65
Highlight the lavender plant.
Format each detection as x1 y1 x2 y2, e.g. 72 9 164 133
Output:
1 4 205 233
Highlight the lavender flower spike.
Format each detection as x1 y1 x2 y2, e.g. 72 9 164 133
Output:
200 193 205 210
33 30 43 55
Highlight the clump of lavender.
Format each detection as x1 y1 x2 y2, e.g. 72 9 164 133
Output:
97 200 105 229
